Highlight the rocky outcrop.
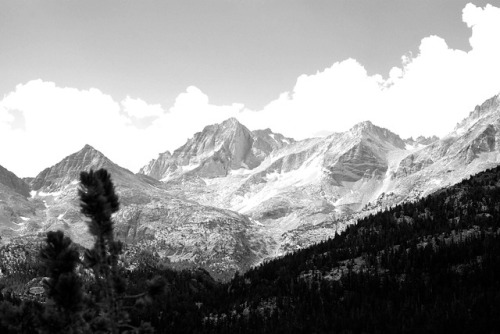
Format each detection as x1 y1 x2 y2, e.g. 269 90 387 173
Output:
395 154 434 178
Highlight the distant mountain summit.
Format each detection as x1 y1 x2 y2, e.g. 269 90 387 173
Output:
140 117 294 180
325 121 406 183
31 144 113 192
31 144 148 193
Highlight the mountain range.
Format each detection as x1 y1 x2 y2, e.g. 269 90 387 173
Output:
1 93 499 279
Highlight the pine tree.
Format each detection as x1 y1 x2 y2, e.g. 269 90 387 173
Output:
79 169 164 333
40 230 87 333
79 169 124 333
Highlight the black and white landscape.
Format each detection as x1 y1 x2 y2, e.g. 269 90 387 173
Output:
1 1 500 333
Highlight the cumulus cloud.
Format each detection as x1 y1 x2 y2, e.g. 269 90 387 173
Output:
0 106 14 128
1 4 499 177
121 96 164 118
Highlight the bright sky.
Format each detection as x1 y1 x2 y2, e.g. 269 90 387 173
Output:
0 1 499 177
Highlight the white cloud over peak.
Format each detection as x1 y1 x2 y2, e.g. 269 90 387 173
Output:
0 3 499 177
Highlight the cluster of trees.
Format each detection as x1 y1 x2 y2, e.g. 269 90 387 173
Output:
2 166 500 333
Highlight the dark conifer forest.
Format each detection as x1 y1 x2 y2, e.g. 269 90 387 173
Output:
2 166 500 333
